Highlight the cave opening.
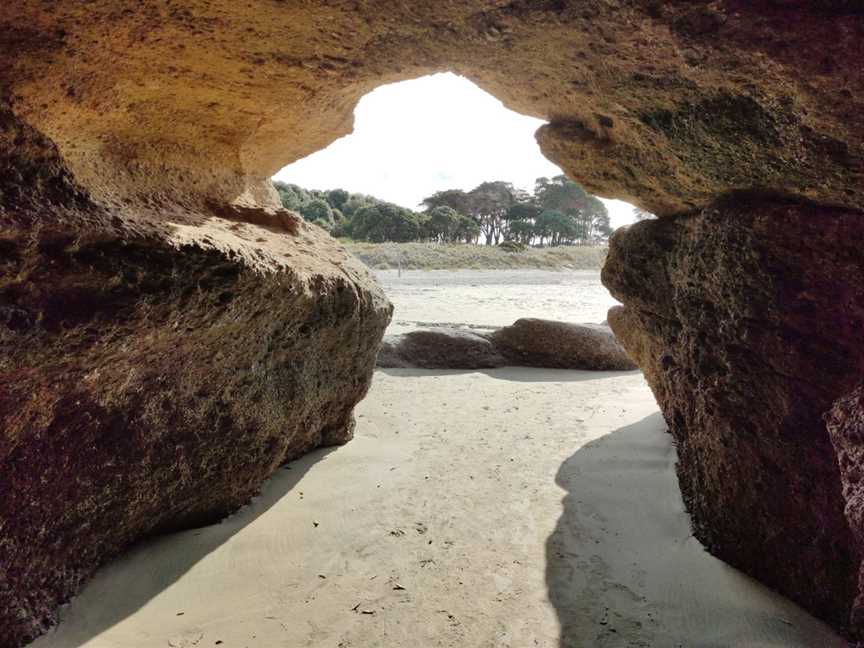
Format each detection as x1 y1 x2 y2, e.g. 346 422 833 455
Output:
271 72 639 343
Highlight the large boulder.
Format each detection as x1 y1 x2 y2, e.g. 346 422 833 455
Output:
378 320 635 371
604 196 864 635
378 328 506 370
1 220 391 647
489 319 636 371
0 114 392 646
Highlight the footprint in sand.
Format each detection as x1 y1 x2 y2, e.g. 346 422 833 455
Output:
167 633 204 647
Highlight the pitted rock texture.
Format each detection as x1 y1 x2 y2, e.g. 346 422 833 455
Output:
0 222 390 646
603 196 864 635
490 318 636 371
0 0 863 644
378 328 506 370
0 113 391 646
0 2 862 214
827 387 864 636
377 320 633 371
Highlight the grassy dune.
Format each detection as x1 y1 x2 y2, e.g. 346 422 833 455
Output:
342 241 607 270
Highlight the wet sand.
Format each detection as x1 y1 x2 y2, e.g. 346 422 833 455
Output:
376 269 618 334
33 369 844 648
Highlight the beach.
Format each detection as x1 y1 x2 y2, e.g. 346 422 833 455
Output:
32 272 845 648
377 269 618 335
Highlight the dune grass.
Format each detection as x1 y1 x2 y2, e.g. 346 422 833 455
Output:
342 241 607 270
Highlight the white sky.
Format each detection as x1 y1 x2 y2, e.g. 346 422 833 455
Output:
273 72 636 229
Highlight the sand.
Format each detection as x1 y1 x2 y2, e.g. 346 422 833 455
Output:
375 270 619 335
32 369 844 648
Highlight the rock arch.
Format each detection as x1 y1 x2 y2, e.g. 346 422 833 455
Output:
1 2 862 645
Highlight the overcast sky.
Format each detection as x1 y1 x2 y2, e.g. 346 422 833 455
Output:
273 72 636 229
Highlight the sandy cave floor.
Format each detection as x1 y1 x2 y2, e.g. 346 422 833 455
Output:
32 369 845 648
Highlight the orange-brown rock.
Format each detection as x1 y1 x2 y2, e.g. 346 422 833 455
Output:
1 1 863 645
2 1 863 216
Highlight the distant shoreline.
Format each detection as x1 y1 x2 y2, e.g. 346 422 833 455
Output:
342 241 607 271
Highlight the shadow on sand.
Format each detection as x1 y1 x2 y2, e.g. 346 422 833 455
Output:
545 413 846 648
32 447 335 648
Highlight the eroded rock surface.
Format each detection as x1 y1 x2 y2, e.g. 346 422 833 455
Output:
604 196 864 634
378 320 633 371
0 113 391 646
0 0 863 644
1 2 863 215
378 328 506 370
828 387 864 636
490 318 636 371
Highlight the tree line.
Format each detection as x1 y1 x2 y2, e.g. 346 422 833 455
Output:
273 175 613 246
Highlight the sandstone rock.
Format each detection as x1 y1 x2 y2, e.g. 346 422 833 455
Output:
0 113 392 646
0 3 862 215
378 329 506 370
0 222 390 646
604 195 864 635
0 0 862 643
827 387 864 636
377 321 635 371
490 319 636 371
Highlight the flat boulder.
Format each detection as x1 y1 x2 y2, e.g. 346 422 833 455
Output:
379 320 636 371
489 318 637 371
378 328 505 369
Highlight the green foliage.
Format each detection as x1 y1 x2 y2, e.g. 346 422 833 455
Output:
272 173 613 246
506 201 541 223
534 175 589 212
351 202 421 243
534 209 567 246
454 213 481 243
273 181 311 211
424 206 460 242
467 180 518 245
299 198 333 225
330 212 353 238
507 219 535 244
421 189 473 215
532 176 611 245
327 188 350 210
340 194 370 217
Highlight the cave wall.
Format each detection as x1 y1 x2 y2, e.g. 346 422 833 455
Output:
0 1 863 645
603 196 864 632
